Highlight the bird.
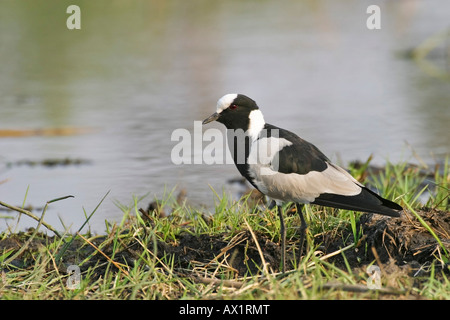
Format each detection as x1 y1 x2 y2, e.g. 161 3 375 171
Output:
202 93 403 272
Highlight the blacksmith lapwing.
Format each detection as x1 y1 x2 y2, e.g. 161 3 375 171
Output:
202 93 402 272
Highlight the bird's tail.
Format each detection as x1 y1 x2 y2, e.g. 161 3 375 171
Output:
312 187 402 217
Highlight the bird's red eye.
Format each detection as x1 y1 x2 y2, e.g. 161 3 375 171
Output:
229 104 238 110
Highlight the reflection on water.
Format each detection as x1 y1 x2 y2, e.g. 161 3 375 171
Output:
0 0 449 232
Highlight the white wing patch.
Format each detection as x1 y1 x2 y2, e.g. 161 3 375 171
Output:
247 136 293 171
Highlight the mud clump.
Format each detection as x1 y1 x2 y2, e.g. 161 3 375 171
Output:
155 231 282 275
361 208 449 266
320 208 450 275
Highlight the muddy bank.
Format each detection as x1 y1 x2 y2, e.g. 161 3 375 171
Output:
148 208 450 276
1 206 448 284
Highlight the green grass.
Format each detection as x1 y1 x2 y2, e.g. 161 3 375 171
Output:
0 157 449 300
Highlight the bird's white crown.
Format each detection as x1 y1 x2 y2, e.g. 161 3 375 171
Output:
216 93 238 113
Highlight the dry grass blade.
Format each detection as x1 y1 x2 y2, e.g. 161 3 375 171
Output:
243 217 271 279
76 232 129 276
321 282 406 295
189 274 243 289
306 242 355 269
205 231 247 269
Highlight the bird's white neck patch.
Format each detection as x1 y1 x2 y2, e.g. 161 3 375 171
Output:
216 93 238 113
247 109 265 141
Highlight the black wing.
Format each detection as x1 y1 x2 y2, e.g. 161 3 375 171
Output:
264 123 329 175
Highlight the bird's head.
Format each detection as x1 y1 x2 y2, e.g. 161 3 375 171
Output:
202 94 262 131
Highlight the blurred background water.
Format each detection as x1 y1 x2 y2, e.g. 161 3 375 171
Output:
1 0 449 233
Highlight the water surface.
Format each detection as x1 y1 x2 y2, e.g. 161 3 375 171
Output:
1 1 449 232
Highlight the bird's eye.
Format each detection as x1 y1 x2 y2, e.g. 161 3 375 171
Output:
229 104 238 110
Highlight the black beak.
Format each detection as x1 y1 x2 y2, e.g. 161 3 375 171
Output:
202 112 220 125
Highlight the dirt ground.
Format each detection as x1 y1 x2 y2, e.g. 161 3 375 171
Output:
149 207 450 277
1 206 449 288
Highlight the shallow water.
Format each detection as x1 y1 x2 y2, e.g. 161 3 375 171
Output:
1 1 449 233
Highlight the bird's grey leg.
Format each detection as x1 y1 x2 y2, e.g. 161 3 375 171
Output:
268 200 276 210
296 204 307 264
277 205 286 273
